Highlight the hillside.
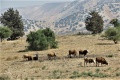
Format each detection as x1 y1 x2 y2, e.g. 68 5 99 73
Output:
1 0 120 35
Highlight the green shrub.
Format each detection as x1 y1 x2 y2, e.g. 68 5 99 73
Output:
0 76 10 80
93 72 108 78
105 28 120 44
0 26 12 42
106 54 113 57
70 71 109 78
26 28 58 51
51 70 62 79
95 68 100 73
70 71 80 79
116 72 120 77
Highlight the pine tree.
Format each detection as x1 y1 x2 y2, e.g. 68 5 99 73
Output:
0 8 24 40
85 11 104 34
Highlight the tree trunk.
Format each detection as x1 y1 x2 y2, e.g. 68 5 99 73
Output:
0 37 3 42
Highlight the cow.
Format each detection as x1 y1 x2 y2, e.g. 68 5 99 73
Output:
33 54 39 61
23 54 33 61
84 57 95 67
47 53 56 60
96 57 108 67
79 50 89 58
68 50 77 58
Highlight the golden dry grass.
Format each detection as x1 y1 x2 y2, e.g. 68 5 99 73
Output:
0 35 120 79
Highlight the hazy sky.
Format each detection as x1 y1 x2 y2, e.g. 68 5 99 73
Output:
0 0 75 10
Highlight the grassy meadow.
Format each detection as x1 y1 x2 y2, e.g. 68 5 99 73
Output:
0 35 120 79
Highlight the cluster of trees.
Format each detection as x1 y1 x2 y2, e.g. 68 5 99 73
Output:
0 8 119 52
85 11 120 44
0 8 58 51
104 19 120 44
0 8 24 41
26 28 58 51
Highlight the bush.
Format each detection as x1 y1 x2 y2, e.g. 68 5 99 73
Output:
26 28 58 51
106 54 113 57
105 28 120 44
116 72 120 76
0 26 12 42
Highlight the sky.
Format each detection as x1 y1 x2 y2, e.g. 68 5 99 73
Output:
0 0 75 10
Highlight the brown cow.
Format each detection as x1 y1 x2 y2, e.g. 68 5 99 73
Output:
68 50 77 58
79 50 89 58
23 54 33 61
84 57 95 67
96 57 108 67
47 53 56 60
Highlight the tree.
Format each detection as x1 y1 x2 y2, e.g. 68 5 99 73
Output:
0 8 24 40
26 28 58 51
85 11 104 34
110 19 120 27
105 28 120 44
26 31 48 50
0 26 12 42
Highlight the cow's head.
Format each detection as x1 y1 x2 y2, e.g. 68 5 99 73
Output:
84 50 89 54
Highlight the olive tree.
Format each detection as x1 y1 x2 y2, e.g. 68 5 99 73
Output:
0 26 12 42
105 28 120 44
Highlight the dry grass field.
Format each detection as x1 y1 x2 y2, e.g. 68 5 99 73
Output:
0 35 120 80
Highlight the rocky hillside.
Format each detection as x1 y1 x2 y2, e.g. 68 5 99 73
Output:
54 0 120 34
1 0 120 35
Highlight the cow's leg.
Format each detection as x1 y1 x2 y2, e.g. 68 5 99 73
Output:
79 54 80 58
96 62 97 67
74 54 76 58
84 61 85 67
54 56 56 60
48 56 50 60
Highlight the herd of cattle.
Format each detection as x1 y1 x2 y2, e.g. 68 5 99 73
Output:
23 49 108 67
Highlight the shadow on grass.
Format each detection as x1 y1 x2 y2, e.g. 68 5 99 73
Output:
96 43 114 45
18 49 29 53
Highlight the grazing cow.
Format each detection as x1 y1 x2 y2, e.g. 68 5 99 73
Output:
84 57 95 67
96 57 108 67
68 50 77 58
47 53 56 60
23 54 33 61
79 50 89 58
33 54 39 61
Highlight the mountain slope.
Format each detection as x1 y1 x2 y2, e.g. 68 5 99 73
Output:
1 0 120 35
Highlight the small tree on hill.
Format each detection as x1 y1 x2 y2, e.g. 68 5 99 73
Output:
110 19 120 27
26 31 48 50
0 26 12 42
85 11 104 34
26 28 58 51
105 28 120 44
0 8 24 40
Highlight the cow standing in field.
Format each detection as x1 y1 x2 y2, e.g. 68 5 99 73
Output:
47 53 56 60
68 50 77 58
79 50 89 58
84 57 95 67
96 57 108 67
33 54 39 61
23 54 33 61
